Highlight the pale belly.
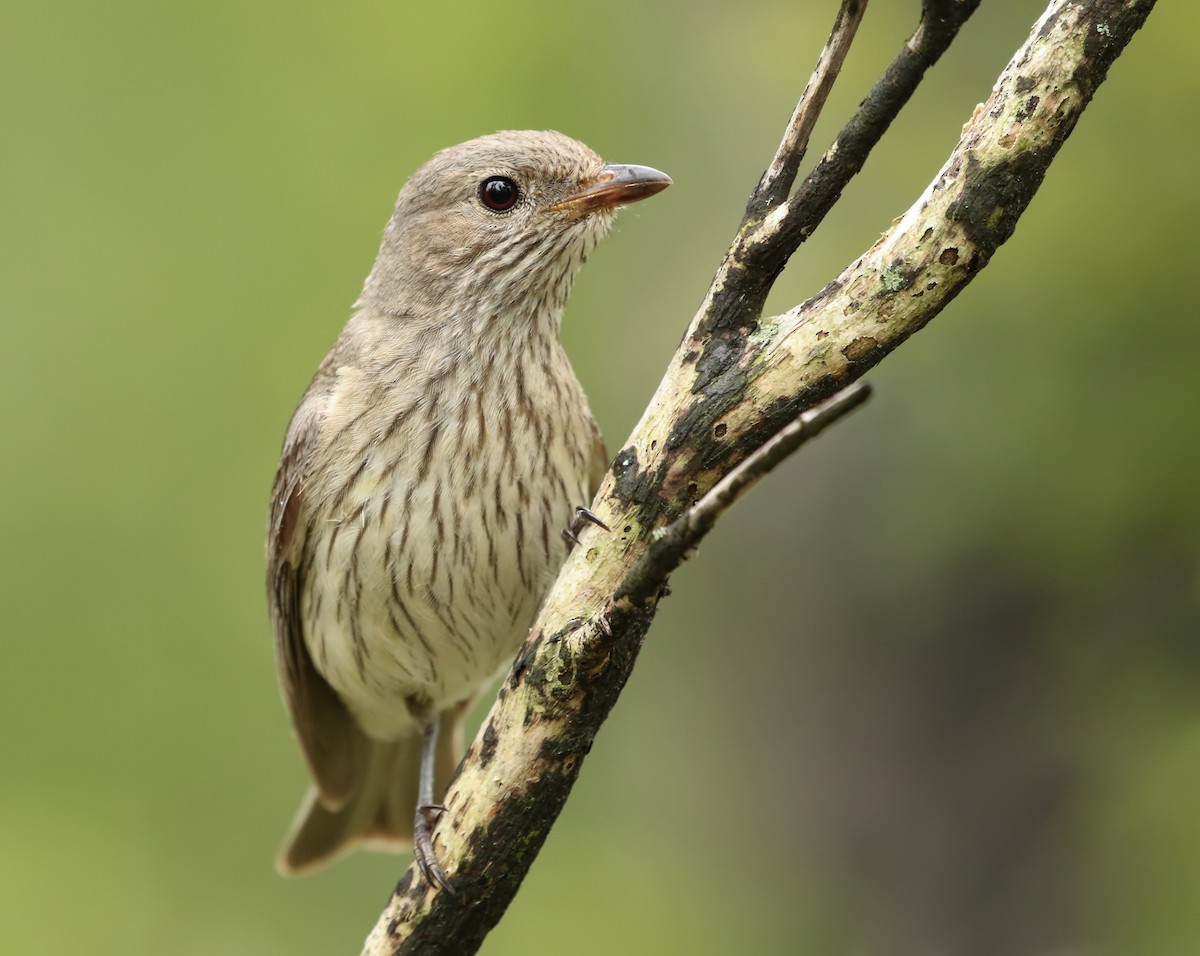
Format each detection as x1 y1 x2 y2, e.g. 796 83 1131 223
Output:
300 413 592 741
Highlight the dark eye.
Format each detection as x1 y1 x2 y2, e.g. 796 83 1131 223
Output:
479 176 520 212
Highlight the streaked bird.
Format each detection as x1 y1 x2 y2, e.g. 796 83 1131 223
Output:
267 130 670 886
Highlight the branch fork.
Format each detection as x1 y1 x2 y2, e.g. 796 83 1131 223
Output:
362 1 1157 951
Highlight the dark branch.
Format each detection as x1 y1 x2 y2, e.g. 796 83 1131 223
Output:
773 0 984 256
751 0 868 214
700 0 982 339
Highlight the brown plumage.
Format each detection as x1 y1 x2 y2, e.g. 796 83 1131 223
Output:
266 130 670 883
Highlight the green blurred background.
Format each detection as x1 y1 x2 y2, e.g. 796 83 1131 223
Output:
3 1 1197 953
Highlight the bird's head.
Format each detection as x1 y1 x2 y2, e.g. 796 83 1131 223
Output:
358 130 670 326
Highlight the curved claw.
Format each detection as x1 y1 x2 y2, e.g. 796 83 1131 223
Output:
575 506 610 532
413 804 456 895
562 505 610 552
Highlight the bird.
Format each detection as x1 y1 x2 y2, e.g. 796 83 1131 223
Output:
266 130 670 887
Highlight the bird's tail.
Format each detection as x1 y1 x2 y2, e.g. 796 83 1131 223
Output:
276 709 464 875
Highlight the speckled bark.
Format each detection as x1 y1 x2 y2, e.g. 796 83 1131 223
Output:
362 1 1155 951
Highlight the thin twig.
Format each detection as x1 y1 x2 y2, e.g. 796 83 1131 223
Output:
620 383 871 605
684 382 871 538
753 0 868 214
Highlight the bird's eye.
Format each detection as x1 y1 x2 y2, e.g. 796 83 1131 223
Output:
479 176 520 212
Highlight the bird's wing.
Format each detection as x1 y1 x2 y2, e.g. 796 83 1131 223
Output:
267 380 365 810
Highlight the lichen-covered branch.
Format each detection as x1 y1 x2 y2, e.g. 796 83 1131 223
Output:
362 1 1155 951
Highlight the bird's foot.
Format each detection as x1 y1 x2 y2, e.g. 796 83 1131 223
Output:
561 506 609 550
413 803 454 894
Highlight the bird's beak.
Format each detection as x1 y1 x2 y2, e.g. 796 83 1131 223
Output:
550 163 672 215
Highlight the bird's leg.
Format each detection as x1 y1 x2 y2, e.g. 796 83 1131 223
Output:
561 506 609 550
412 713 454 894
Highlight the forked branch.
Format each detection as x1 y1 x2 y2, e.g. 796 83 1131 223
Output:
363 1 1156 952
754 0 868 210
